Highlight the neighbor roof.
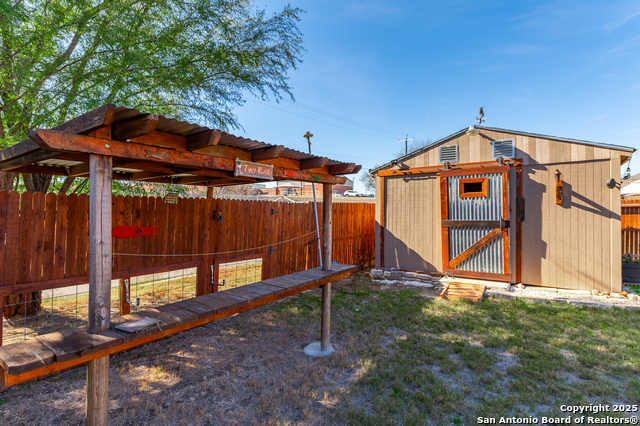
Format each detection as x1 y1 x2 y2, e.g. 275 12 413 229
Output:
370 125 636 174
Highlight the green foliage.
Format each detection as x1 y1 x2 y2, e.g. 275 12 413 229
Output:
0 0 304 195
622 253 640 263
359 171 375 193
393 138 433 158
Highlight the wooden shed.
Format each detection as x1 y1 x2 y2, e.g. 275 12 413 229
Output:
371 126 635 292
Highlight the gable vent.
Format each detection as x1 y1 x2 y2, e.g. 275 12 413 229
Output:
492 139 515 159
439 145 459 164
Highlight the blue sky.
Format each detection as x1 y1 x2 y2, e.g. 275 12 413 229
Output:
235 0 640 192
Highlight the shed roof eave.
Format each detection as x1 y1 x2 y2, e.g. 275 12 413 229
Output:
370 125 637 175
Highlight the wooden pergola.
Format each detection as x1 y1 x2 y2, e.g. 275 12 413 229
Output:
0 105 360 425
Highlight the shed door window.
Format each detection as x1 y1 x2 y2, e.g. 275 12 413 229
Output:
459 177 488 198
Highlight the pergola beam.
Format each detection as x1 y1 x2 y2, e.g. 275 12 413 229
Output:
53 104 116 135
112 114 159 141
328 163 356 174
129 131 186 151
0 105 116 166
129 170 174 181
69 163 91 177
0 150 59 170
300 157 328 170
186 129 222 151
29 130 348 185
251 145 284 162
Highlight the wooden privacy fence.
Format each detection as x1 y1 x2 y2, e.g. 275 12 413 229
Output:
0 191 374 309
622 199 640 257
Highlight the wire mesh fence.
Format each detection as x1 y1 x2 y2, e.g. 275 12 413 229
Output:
128 268 197 312
218 259 263 288
2 267 197 345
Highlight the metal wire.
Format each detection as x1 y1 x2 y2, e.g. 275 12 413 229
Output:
219 258 263 288
2 266 199 345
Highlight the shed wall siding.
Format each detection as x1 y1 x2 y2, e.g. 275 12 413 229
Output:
379 129 623 291
383 175 441 272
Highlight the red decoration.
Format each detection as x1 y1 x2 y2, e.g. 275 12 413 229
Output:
284 171 295 177
112 226 160 239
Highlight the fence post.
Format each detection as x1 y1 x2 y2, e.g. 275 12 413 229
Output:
119 278 130 316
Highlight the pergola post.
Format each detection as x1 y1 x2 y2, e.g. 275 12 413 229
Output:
321 183 333 352
87 154 112 426
303 183 335 357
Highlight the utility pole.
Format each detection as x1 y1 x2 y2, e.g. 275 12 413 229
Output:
398 134 414 155
304 131 323 269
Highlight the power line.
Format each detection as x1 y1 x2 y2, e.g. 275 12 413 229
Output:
278 99 404 135
244 99 400 139
312 150 387 162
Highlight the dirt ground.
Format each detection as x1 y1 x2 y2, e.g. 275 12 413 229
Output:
0 276 368 426
1 275 639 425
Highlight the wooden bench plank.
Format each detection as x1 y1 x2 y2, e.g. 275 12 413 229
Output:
207 292 249 309
0 339 55 375
37 328 121 363
173 299 217 320
260 278 298 289
238 283 278 298
110 313 161 342
149 304 199 325
223 287 262 304
248 282 287 296
0 263 358 384
192 294 235 314
136 310 180 332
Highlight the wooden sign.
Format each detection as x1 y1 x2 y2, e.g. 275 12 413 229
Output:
234 158 274 180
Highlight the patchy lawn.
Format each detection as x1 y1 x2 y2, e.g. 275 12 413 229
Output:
1 274 639 425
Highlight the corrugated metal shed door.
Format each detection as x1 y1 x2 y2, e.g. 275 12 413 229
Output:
440 166 511 282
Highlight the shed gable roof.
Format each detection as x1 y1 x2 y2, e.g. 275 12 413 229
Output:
371 125 635 174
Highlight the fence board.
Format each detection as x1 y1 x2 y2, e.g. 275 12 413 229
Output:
18 192 33 285
77 194 89 277
54 194 67 280
0 192 7 287
42 193 57 281
0 192 374 298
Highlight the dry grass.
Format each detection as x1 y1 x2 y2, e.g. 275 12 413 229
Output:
1 274 639 425
3 261 263 346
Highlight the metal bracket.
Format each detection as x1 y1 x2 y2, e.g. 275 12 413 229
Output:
269 246 278 254
271 207 279 216
210 265 226 286
125 279 140 307
499 218 510 231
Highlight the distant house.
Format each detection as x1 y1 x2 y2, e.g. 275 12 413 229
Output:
262 178 353 196
621 173 640 198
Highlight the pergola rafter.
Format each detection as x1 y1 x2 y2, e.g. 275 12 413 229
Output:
0 105 356 188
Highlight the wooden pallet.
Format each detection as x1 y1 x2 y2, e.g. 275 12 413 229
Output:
440 282 486 302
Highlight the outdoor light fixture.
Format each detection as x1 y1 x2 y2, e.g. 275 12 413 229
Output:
624 163 632 181
607 178 617 189
164 191 179 204
466 124 480 136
